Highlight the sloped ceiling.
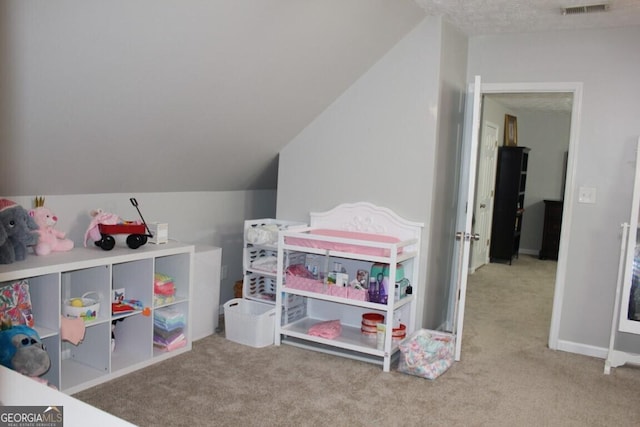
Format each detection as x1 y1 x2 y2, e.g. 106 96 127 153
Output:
2 0 640 195
0 1 426 195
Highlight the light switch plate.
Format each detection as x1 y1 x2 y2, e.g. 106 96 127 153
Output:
578 187 596 204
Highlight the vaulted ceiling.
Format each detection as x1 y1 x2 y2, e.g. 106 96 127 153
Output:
2 1 639 196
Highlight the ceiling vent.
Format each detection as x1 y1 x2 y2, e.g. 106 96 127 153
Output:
561 3 609 15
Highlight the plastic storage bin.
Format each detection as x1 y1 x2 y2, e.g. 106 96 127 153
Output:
62 291 101 321
224 298 275 348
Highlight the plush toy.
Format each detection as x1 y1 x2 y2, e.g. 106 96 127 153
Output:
28 197 74 256
0 322 51 380
83 209 120 247
0 199 39 264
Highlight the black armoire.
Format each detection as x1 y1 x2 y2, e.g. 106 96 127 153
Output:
490 146 530 264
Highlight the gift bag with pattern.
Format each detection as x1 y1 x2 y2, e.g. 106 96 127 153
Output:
397 329 454 379
0 280 35 328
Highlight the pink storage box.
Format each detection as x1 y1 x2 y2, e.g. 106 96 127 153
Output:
286 276 324 293
329 286 348 298
286 275 368 302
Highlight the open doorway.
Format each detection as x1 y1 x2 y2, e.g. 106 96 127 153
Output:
470 92 573 272
463 82 583 352
449 80 582 361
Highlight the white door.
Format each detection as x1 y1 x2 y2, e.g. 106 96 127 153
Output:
470 121 499 272
449 76 482 361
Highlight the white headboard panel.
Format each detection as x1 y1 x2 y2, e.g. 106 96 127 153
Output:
309 202 423 242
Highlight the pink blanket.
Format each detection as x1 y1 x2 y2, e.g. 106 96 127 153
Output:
308 319 342 339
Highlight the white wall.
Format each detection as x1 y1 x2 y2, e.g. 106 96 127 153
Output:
469 26 640 352
277 17 468 329
5 190 277 308
518 109 571 253
424 20 469 329
277 16 441 222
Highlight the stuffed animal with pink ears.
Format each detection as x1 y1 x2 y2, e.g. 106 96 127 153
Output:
28 197 74 256
83 208 120 247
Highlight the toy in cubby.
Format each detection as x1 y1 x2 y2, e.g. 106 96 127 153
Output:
0 321 52 387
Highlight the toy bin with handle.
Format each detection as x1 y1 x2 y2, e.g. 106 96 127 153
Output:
223 298 275 348
62 291 101 322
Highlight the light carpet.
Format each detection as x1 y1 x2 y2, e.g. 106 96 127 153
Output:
75 255 640 426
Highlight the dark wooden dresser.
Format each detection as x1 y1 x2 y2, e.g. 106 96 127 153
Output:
490 146 530 264
539 199 563 260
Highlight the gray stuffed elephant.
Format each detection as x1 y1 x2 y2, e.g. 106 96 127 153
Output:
0 199 39 264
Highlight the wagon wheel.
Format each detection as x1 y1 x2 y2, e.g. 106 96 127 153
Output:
126 234 147 249
96 235 116 251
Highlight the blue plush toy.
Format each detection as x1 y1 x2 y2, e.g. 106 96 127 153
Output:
0 323 51 377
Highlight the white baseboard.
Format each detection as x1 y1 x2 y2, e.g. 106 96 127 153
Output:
556 339 607 359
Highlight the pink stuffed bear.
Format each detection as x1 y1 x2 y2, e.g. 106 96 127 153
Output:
28 199 74 256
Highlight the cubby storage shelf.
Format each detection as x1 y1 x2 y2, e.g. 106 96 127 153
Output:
0 241 194 394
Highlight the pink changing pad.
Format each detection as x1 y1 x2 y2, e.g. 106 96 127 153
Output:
285 229 402 257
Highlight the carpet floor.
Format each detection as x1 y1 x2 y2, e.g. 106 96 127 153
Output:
75 255 640 426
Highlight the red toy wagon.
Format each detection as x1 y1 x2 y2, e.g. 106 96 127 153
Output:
94 198 154 251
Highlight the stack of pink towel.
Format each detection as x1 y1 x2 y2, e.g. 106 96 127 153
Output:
308 319 342 339
154 273 176 306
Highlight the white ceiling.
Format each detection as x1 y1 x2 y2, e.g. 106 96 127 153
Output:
416 0 640 36
415 0 640 112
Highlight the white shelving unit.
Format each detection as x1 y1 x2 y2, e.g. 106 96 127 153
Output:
0 241 194 394
274 202 423 372
242 219 305 304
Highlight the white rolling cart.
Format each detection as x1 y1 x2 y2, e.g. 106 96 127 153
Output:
242 218 306 304
224 219 306 347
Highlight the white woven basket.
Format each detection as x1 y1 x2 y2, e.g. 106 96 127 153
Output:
63 291 101 321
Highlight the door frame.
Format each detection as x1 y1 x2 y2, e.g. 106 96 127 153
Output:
477 82 583 350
